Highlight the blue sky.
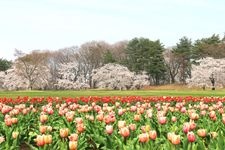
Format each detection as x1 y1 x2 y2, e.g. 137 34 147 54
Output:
0 0 225 60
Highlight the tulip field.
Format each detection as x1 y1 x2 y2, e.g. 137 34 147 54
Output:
0 96 225 150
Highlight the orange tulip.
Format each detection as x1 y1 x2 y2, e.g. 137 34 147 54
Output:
40 114 48 123
69 141 77 150
60 128 69 138
11 118 18 124
134 114 141 121
39 126 47 134
149 130 157 140
129 124 136 131
171 135 180 145
197 129 207 137
138 133 149 143
36 135 45 147
4 118 12 126
119 127 130 138
44 134 52 144
76 123 85 134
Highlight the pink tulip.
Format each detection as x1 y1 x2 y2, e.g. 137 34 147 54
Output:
105 125 113 135
158 116 167 125
171 116 177 122
187 132 195 142
69 133 79 141
129 124 136 131
183 123 190 134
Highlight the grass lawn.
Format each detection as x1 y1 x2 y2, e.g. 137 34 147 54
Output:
0 88 225 98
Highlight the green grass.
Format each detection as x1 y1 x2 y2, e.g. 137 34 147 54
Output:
0 89 225 98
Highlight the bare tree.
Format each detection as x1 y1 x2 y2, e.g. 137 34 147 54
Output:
164 49 180 83
111 41 128 63
78 41 110 87
14 50 50 90
46 46 79 89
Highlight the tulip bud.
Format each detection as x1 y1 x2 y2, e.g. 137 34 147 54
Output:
171 135 180 145
105 125 113 135
187 132 195 142
69 141 77 150
149 130 157 140
44 134 52 144
119 127 130 138
138 133 149 143
197 129 207 137
69 133 79 141
40 114 48 123
60 128 69 138
36 135 45 147
12 131 19 139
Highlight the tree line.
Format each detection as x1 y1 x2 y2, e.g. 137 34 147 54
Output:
0 34 225 90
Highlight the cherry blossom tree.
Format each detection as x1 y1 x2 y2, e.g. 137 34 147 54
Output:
91 63 149 90
14 50 50 90
2 66 29 90
0 71 6 89
187 57 225 88
55 62 89 90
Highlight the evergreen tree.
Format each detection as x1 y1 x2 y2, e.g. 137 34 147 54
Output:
0 58 12 71
194 34 225 59
173 37 193 83
103 50 116 64
125 37 166 85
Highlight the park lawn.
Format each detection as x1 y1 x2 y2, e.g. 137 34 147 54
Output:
0 89 225 98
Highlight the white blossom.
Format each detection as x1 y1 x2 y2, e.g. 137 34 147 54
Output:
92 63 149 90
55 62 90 90
187 57 225 88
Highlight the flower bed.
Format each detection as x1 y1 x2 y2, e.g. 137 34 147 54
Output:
0 96 225 149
